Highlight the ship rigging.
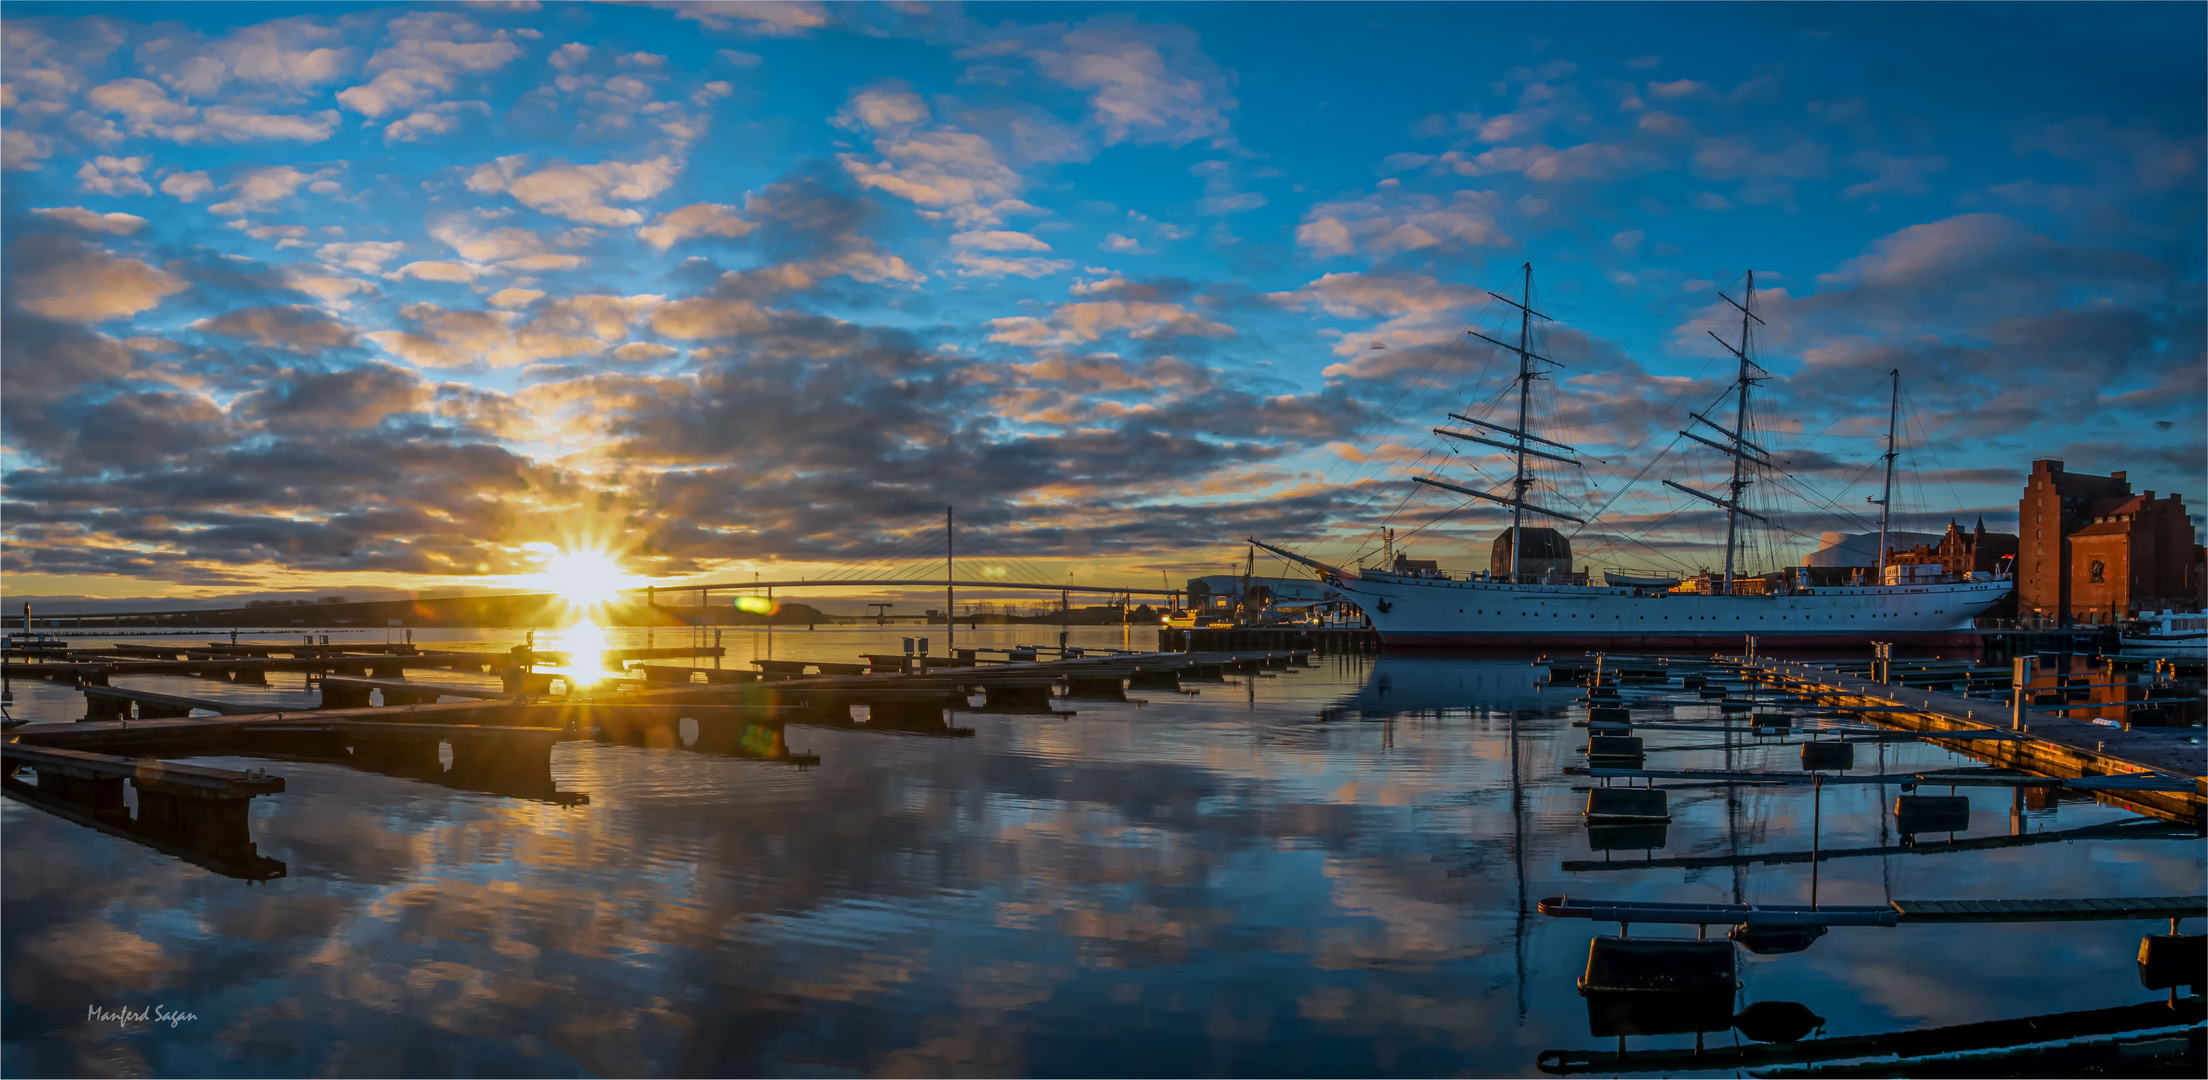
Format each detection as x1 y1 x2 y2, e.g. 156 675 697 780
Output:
1251 263 2014 648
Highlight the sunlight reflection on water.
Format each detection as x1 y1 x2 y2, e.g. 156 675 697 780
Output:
2 634 2201 1076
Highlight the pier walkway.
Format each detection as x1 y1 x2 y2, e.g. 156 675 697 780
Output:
1732 656 2206 826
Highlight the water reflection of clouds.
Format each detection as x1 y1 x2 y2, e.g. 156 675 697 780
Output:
5 654 2203 1075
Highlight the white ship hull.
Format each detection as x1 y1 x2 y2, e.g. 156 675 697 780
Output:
1334 572 2012 649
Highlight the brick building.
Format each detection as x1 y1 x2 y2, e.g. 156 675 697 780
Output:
1889 518 2019 576
2016 459 2204 625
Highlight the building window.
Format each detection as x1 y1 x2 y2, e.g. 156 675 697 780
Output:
2088 560 2106 584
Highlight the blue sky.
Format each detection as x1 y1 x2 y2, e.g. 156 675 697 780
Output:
3 1 2201 599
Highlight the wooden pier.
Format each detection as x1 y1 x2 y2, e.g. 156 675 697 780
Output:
6 639 1307 873
1540 893 2207 928
1730 656 2206 826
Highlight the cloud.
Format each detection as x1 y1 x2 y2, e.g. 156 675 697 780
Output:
31 207 149 235
6 235 187 323
282 268 378 311
487 288 545 308
429 219 587 271
317 240 410 274
831 87 1039 232
132 16 355 97
199 105 341 142
833 84 930 134
2012 116 2203 193
1025 22 1235 147
1267 272 1489 372
953 252 1073 278
987 287 1235 347
75 156 151 196
1296 188 1510 258
366 294 662 368
382 100 490 143
85 78 196 136
1842 152 1948 200
83 77 339 143
385 260 483 284
1189 158 1266 215
365 302 515 367
337 11 524 118
192 304 360 352
207 165 331 215
612 342 679 362
159 170 214 202
651 297 773 339
663 0 829 36
233 363 428 433
527 293 663 343
2 129 54 171
1691 137 1831 181
1100 232 1153 254
952 230 1051 253
466 154 681 226
1647 79 1709 99
1454 141 1651 182
637 202 756 250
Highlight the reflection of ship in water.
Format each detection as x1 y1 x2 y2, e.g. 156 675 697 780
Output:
1325 653 1559 720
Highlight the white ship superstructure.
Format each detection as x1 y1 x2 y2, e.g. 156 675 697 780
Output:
1308 568 2007 648
1255 264 2015 649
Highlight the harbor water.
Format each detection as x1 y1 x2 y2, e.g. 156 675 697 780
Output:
4 628 2202 1076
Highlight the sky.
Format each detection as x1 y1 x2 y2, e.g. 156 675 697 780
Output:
2 1 2202 605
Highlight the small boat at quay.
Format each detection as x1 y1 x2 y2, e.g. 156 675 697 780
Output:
2119 611 2208 663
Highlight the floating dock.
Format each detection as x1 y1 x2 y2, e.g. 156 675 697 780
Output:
1731 656 2205 826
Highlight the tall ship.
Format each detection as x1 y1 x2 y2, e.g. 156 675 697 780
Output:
1255 265 2013 648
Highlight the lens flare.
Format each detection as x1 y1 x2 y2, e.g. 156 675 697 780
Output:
529 548 634 609
733 595 779 615
539 617 610 687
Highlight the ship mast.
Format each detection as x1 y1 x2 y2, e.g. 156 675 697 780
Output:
1663 271 1769 595
1509 264 1533 580
1873 369 1899 584
1722 273 1757 593
1415 263 1582 581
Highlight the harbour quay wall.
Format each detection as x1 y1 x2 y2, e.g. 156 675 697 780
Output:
1160 627 1379 653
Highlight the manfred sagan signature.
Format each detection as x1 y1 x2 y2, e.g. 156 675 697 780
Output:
87 1004 197 1029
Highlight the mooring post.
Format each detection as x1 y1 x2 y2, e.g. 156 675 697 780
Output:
1810 773 1822 910
2010 655 2034 731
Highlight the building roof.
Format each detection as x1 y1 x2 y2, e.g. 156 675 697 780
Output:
2082 495 2145 519
2069 520 2133 539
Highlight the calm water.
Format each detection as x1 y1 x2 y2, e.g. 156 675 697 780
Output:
4 628 2202 1077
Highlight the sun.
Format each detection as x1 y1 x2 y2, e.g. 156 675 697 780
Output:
522 544 637 609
